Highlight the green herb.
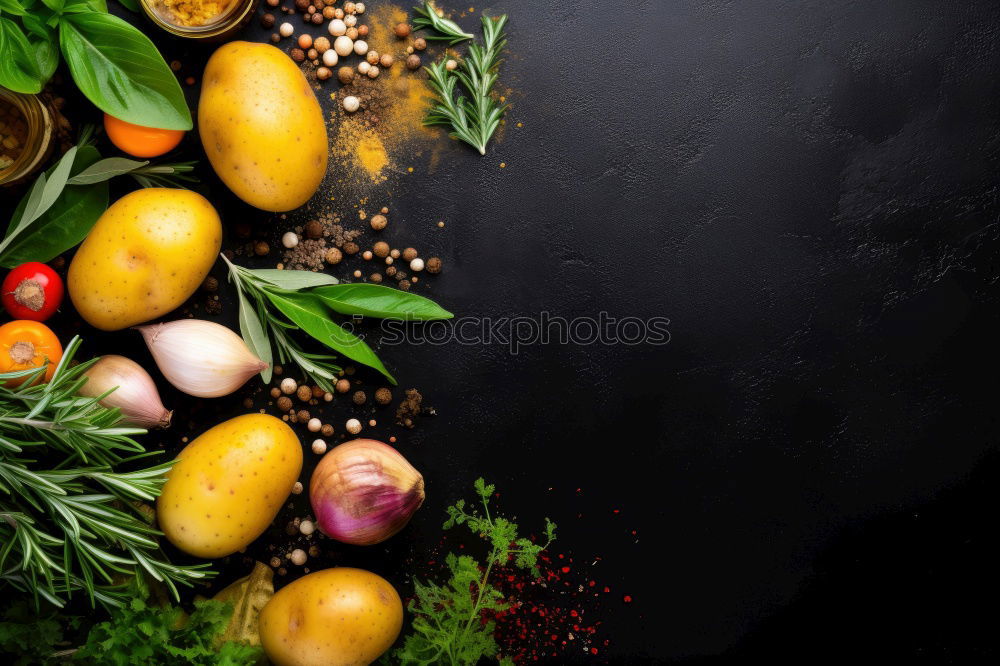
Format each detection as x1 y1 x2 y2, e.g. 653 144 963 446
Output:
0 0 191 131
224 256 453 390
396 478 556 666
0 337 211 610
412 1 474 45
0 128 197 268
423 13 508 155
0 599 78 666
74 598 261 665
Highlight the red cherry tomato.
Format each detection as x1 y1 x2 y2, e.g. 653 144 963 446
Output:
2 262 64 322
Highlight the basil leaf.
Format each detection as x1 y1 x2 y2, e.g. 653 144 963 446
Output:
115 0 138 10
58 12 192 131
249 269 339 290
67 157 149 185
266 290 396 384
0 0 27 15
0 17 42 93
237 289 273 384
39 0 62 10
0 146 108 268
311 283 453 320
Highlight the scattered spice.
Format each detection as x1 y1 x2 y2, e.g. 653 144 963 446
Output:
395 388 424 427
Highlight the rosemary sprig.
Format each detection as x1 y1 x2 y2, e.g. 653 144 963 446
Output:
412 1 474 45
0 337 212 610
423 14 509 155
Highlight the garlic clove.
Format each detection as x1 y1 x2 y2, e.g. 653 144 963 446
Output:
80 354 172 428
138 319 267 398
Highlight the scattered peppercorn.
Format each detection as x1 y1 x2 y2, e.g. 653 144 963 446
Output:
311 12 323 24
426 256 442 273
254 241 270 256
373 241 390 257
402 247 418 261
297 409 310 422
352 390 367 405
335 378 351 393
296 385 312 402
294 0 308 10
406 54 421 70
277 396 293 412
375 387 392 405
305 219 323 239
358 24 369 37
325 247 343 264
338 66 355 84
343 241 360 255
261 13 275 28
321 423 334 436
394 22 411 38
202 276 219 292
270 387 281 399
370 213 388 230
370 273 383 282
413 37 427 50
290 48 306 62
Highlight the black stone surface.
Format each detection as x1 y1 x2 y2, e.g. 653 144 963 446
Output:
3 0 1000 662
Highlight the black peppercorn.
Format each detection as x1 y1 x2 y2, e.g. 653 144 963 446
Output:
261 13 275 28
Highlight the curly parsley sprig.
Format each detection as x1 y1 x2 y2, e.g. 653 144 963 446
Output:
395 479 556 666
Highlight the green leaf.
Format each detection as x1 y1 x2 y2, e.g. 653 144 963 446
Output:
0 0 27 15
4 145 77 238
58 12 192 130
265 290 396 384
0 146 109 267
311 283 454 320
66 156 149 185
115 0 139 10
248 268 339 290
0 16 42 93
237 288 273 384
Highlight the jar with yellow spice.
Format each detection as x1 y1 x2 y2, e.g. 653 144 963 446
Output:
141 0 260 39
0 89 55 187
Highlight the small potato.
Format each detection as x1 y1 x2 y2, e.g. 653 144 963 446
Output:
199 42 328 212
67 188 221 331
158 414 302 558
259 567 402 666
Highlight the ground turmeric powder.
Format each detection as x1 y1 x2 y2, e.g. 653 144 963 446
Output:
156 0 233 27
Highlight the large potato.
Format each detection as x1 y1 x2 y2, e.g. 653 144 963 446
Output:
259 567 402 666
158 414 302 558
199 42 328 212
67 188 221 331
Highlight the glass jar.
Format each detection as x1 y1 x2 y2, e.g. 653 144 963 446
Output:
140 0 260 40
0 89 55 187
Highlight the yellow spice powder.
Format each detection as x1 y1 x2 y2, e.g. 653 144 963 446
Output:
157 0 232 27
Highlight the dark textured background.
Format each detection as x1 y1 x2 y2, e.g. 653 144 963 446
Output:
6 0 1000 662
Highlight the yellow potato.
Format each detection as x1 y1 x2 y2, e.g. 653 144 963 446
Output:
67 188 221 331
259 567 402 666
199 41 328 212
158 414 302 558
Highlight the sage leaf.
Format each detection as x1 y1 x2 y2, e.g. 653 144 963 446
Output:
266 290 396 384
3 145 77 248
0 16 42 93
67 157 149 185
250 269 339 290
0 146 108 268
58 12 192 131
312 284 453 320
211 561 274 647
237 289 273 384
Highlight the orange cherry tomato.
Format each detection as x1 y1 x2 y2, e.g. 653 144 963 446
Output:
104 114 185 158
0 320 63 386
